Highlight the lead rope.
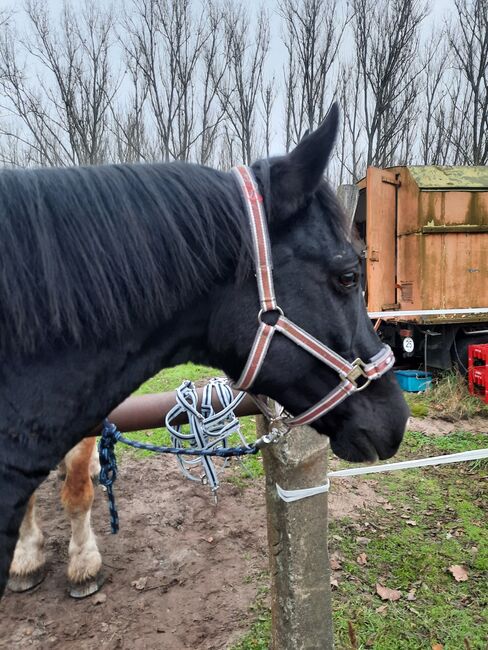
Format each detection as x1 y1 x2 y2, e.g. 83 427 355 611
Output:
98 378 259 533
165 378 251 501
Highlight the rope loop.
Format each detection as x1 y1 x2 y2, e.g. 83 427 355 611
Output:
98 379 260 533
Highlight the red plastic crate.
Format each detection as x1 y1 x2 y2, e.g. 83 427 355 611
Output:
469 343 488 365
468 343 488 403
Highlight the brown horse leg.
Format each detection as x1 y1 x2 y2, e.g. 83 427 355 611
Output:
62 437 103 598
7 494 46 592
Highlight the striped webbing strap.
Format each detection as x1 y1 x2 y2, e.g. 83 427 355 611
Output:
231 165 395 427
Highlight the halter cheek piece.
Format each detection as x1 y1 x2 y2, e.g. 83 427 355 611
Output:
231 165 395 427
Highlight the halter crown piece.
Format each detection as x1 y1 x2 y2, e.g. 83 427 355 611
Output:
231 165 395 428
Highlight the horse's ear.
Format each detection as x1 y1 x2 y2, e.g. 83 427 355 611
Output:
269 103 339 218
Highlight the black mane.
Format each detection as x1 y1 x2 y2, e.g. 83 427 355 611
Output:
0 161 249 355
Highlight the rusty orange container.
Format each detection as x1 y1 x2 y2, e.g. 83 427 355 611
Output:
357 166 488 321
355 166 488 369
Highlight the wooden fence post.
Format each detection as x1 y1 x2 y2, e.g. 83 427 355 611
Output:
258 416 334 650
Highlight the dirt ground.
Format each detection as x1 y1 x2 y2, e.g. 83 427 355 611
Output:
409 415 488 436
0 451 382 650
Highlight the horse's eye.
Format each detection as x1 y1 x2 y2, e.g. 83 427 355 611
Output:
338 272 358 288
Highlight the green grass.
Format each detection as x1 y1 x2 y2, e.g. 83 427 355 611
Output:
117 364 487 649
404 393 430 417
231 425 488 650
135 362 219 395
390 427 487 459
230 585 271 650
331 456 488 650
405 370 488 421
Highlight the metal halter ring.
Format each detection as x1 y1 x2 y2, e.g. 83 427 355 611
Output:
258 306 284 324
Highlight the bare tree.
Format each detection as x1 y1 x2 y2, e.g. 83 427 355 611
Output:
0 0 116 166
445 0 488 165
337 63 364 183
280 0 349 150
214 3 270 165
261 79 276 158
110 56 152 163
419 32 451 165
121 0 224 164
351 0 427 169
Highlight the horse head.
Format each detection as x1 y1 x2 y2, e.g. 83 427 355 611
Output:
208 105 409 462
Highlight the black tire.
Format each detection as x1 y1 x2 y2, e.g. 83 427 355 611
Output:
451 332 488 377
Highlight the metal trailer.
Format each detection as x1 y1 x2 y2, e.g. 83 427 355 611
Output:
354 166 488 370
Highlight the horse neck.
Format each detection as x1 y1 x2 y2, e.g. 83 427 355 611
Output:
152 295 215 368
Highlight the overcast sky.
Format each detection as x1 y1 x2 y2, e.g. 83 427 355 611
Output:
11 0 456 87
13 0 456 66
7 0 457 157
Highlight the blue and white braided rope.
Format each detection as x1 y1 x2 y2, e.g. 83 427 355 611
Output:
165 378 251 494
99 378 257 533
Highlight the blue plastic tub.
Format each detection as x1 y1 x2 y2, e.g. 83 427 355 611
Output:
394 370 432 392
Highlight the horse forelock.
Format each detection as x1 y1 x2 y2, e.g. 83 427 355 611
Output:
0 161 251 356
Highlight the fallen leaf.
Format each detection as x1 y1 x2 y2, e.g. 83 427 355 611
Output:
330 557 342 571
376 583 402 601
406 519 417 526
448 565 468 582
432 644 443 650
357 553 368 566
407 588 417 601
356 536 371 545
383 503 394 511
131 576 148 591
375 604 388 614
347 621 357 648
330 577 339 588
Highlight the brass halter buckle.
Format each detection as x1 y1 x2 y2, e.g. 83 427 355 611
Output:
345 359 371 391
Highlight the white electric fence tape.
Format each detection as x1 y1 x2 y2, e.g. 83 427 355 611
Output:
276 448 488 503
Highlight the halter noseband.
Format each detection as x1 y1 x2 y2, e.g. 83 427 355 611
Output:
231 165 395 427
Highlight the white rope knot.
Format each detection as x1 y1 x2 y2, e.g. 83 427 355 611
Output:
276 480 331 503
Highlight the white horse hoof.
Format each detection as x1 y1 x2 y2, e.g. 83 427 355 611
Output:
7 567 46 592
69 571 105 599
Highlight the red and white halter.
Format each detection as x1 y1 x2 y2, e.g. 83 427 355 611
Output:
231 165 395 427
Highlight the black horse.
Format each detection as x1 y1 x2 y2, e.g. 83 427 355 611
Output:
0 105 409 598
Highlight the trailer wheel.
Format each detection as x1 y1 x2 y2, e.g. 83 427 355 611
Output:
451 333 488 377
